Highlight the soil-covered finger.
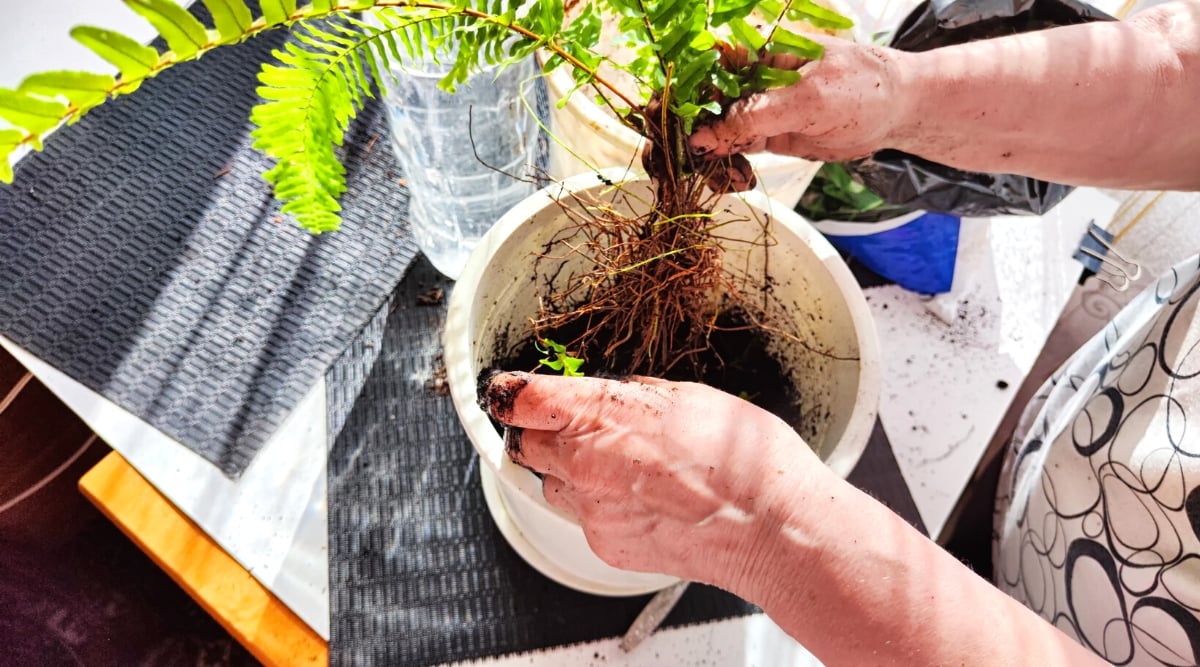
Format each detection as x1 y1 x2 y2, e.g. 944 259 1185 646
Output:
689 90 799 157
626 374 675 387
699 153 758 194
480 371 601 430
509 427 567 478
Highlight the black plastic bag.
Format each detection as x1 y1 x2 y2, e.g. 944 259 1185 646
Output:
850 0 1115 217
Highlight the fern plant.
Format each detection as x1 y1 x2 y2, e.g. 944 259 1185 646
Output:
0 0 851 233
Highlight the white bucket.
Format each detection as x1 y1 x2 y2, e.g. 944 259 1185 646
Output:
444 168 880 595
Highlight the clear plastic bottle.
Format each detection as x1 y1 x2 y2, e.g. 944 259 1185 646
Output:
383 52 540 279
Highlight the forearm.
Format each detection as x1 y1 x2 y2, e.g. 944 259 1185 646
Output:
726 472 1106 666
886 1 1200 190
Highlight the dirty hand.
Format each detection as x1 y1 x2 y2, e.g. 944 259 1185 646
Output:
479 371 840 591
689 37 902 163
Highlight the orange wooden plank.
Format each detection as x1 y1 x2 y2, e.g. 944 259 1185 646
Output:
79 451 328 667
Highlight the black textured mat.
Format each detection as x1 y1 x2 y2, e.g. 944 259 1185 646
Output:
0 19 417 476
327 257 924 666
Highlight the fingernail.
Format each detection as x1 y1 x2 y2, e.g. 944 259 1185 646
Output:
475 367 505 411
478 370 530 420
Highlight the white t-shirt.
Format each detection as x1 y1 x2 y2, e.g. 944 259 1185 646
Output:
994 255 1200 666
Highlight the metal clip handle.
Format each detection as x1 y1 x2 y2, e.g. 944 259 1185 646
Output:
619 580 690 652
1076 223 1142 292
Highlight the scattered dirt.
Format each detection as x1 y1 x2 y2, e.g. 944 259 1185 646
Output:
416 287 444 306
428 352 450 397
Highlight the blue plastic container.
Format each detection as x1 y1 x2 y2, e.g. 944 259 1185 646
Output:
810 211 961 295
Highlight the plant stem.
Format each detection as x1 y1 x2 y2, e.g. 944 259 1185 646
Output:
635 0 669 80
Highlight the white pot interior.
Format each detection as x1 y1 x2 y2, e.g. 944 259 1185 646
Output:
445 169 880 595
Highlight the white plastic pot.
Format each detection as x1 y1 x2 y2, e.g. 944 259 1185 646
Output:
542 64 822 209
444 168 880 596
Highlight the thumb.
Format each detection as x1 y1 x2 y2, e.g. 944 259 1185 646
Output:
692 86 817 158
479 371 674 432
689 97 770 158
478 371 606 431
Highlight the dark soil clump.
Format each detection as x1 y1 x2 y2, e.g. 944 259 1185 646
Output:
497 308 803 432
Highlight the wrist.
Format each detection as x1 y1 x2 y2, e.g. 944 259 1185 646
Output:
716 430 846 607
879 48 929 154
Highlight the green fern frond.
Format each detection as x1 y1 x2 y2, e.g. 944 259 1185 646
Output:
3 0 826 236
0 89 69 140
0 0 399 183
0 0 277 183
261 0 300 26
250 14 441 233
68 26 160 89
127 0 212 59
203 0 255 41
18 71 118 111
0 0 570 227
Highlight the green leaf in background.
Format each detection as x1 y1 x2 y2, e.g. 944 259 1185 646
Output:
747 65 801 90
673 48 720 99
648 0 687 23
19 71 116 109
70 26 160 83
0 89 68 136
309 0 336 13
657 5 706 62
727 18 765 51
789 0 855 31
688 29 716 50
816 162 885 212
261 0 298 25
536 338 585 376
125 0 210 59
534 0 564 36
765 27 824 60
711 66 740 98
561 355 584 376
710 0 759 26
202 0 254 41
605 0 644 18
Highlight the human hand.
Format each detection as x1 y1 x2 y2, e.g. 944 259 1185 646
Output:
689 37 903 164
478 371 838 591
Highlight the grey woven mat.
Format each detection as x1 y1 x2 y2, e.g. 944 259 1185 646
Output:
327 257 924 666
0 20 417 476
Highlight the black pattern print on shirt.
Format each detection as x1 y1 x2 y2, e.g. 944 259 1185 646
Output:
995 256 1200 667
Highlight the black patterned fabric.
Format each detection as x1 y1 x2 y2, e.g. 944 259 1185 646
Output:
995 254 1200 666
326 256 924 666
0 21 417 476
327 258 759 666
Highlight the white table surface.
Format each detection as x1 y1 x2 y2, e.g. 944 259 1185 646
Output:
0 0 1171 664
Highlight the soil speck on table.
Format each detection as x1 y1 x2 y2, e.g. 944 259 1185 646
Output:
428 354 450 397
416 287 444 306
